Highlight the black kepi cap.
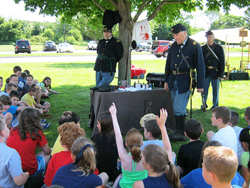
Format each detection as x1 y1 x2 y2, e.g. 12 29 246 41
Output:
171 23 186 34
103 25 112 32
205 30 214 36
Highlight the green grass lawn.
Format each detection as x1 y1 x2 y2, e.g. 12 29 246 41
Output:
1 58 249 155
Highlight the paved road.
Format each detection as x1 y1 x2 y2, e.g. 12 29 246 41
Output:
0 50 245 64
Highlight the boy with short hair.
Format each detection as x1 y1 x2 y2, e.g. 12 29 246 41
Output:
228 110 244 165
202 146 240 188
6 82 18 96
206 106 237 155
0 115 29 187
177 119 205 177
22 74 34 96
13 65 24 93
0 102 4 116
0 76 8 97
245 107 250 128
0 95 13 128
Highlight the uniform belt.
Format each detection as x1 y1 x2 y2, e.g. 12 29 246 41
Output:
97 54 116 75
206 65 217 70
171 70 190 75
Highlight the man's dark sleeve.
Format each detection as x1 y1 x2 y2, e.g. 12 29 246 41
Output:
164 49 171 83
195 44 205 89
115 40 123 62
218 45 225 78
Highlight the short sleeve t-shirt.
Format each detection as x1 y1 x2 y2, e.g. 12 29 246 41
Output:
241 152 249 168
0 143 24 188
52 163 102 188
7 129 48 175
21 93 36 106
211 125 238 154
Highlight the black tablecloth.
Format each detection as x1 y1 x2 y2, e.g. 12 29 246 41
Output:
229 72 249 80
89 88 175 136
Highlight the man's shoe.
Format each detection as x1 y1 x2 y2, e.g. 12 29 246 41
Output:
169 132 187 142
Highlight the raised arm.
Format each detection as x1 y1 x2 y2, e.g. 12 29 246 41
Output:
109 103 127 159
156 108 173 163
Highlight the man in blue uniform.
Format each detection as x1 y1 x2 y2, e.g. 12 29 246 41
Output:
94 26 124 86
202 31 225 110
164 23 205 142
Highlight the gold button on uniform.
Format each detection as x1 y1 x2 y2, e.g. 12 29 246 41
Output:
177 55 179 57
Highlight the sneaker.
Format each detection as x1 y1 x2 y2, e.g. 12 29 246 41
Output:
40 119 47 124
41 123 50 130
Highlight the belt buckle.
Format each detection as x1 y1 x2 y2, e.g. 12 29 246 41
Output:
208 66 213 69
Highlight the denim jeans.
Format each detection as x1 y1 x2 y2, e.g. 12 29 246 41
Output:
204 77 219 108
171 80 191 116
96 71 115 86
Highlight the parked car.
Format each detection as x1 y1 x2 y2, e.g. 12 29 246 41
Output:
136 42 151 52
44 41 57 51
14 39 31 54
151 40 172 58
57 43 74 53
88 41 97 50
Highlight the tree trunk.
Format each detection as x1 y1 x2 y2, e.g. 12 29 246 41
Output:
117 2 133 86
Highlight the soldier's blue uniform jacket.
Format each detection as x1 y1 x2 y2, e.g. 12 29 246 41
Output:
202 43 225 79
164 37 205 94
94 36 123 73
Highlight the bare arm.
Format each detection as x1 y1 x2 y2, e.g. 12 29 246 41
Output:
13 172 29 186
157 108 173 163
133 180 144 188
34 103 46 109
41 143 51 155
241 166 249 188
206 131 214 141
109 103 127 160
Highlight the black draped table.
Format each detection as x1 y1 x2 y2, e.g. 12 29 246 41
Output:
89 88 175 137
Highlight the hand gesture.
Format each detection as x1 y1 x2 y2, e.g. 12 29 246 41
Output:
109 102 117 116
156 108 168 129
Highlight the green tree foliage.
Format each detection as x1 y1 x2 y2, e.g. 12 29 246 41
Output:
42 28 55 39
31 22 43 36
211 14 246 29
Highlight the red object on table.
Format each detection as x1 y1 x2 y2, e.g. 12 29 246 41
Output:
131 65 146 79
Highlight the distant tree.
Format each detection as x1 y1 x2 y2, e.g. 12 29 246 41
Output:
42 28 55 39
204 10 220 29
211 14 245 30
31 22 42 36
245 9 250 29
67 29 82 42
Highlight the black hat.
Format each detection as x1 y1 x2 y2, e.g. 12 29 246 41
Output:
205 30 214 36
171 23 186 34
102 10 122 29
103 25 112 32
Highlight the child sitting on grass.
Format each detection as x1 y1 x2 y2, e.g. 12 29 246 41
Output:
52 137 108 188
109 103 148 188
133 108 181 188
206 106 237 154
0 115 29 187
0 76 8 97
7 108 51 188
202 146 241 188
177 119 205 178
42 77 59 94
44 122 86 186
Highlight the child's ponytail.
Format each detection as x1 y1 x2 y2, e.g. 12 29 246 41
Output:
166 162 182 188
130 145 142 163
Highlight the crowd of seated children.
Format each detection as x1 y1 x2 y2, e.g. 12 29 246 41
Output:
109 103 148 188
206 106 237 154
133 108 181 188
51 111 85 156
177 119 205 178
239 127 250 187
0 76 8 97
228 110 245 166
52 137 108 188
91 111 121 182
44 122 86 186
6 108 51 188
0 115 29 188
181 141 246 188
202 146 242 188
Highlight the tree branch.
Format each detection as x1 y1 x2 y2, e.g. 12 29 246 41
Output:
91 0 106 12
109 0 119 10
133 0 151 23
147 0 187 21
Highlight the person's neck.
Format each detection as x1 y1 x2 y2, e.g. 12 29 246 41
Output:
208 41 214 46
0 137 6 143
189 138 199 142
148 169 162 177
148 137 157 141
212 182 232 188
217 123 227 130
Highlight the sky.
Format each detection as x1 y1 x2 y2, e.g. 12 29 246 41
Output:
0 0 247 29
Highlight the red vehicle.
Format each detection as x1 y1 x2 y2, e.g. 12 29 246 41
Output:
151 40 172 58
